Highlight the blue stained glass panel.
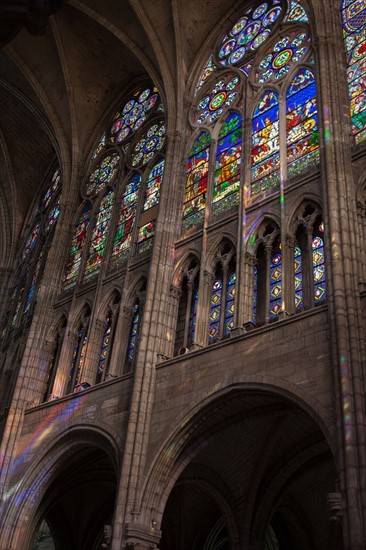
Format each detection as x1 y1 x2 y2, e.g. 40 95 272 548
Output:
190 289 199 345
313 222 327 303
209 279 223 343
127 303 140 367
294 245 303 311
143 158 165 211
225 272 236 334
269 251 282 319
96 313 112 382
253 265 258 323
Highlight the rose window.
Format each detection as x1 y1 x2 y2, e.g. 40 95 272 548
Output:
195 74 240 124
86 153 120 196
131 121 166 167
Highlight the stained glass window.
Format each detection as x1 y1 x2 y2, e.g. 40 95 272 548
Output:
251 91 280 195
209 279 222 343
24 251 44 314
182 132 211 231
213 112 242 216
255 31 309 84
84 190 115 281
294 245 303 311
341 0 366 144
111 174 141 264
138 222 155 254
253 265 258 323
45 196 61 233
109 87 160 145
22 222 41 260
131 121 166 167
225 272 236 334
127 302 140 368
313 222 327 303
143 159 165 211
269 246 282 319
90 133 106 163
284 0 309 22
96 312 112 383
195 55 215 96
286 69 319 178
67 327 87 393
217 1 283 68
40 168 61 211
64 204 92 290
190 289 199 345
86 153 119 197
195 74 240 124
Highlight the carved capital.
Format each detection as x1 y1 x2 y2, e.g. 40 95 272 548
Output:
170 284 182 300
95 318 107 332
244 252 256 266
327 492 343 525
285 234 297 249
203 270 215 286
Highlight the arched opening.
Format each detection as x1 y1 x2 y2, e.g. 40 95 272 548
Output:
158 390 340 550
29 445 117 550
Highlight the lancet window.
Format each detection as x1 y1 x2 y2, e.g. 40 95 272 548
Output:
340 0 366 144
67 308 90 394
1 167 62 344
208 244 236 344
96 294 120 384
43 316 67 402
183 0 318 230
126 283 146 370
174 259 200 352
62 84 166 291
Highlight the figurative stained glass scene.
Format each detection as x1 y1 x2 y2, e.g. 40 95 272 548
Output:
251 91 280 195
86 153 119 197
137 222 155 254
40 168 61 210
269 248 282 319
109 87 160 145
217 0 283 68
143 158 165 211
23 252 44 314
23 222 40 259
195 74 240 124
84 190 115 281
286 68 319 178
182 131 211 231
45 197 61 233
64 204 92 289
313 222 327 302
341 0 366 143
111 174 141 264
294 245 303 311
131 121 166 167
213 112 242 215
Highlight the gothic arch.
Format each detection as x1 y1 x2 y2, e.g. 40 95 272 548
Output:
139 379 336 530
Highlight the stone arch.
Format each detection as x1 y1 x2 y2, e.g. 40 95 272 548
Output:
246 214 281 255
206 233 236 274
1 425 119 550
172 250 201 288
138 379 336 531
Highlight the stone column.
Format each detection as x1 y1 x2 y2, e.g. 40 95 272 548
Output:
241 252 256 326
164 284 182 358
81 318 106 385
315 5 366 546
284 234 296 316
356 201 366 289
195 269 215 348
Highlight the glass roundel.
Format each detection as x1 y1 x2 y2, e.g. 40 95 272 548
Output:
255 30 309 83
131 120 166 167
195 74 240 124
86 153 120 196
108 87 160 145
217 0 283 67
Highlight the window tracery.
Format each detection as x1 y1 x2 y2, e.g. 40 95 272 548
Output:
174 259 200 352
208 245 236 343
96 295 120 384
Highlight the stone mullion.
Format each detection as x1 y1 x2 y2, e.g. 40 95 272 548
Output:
193 138 217 349
0 268 12 327
109 306 132 377
111 129 185 550
197 270 215 346
81 318 106 385
165 284 182 358
316 9 366 546
284 235 296 316
237 113 252 326
183 280 193 348
279 93 288 315
242 253 256 324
